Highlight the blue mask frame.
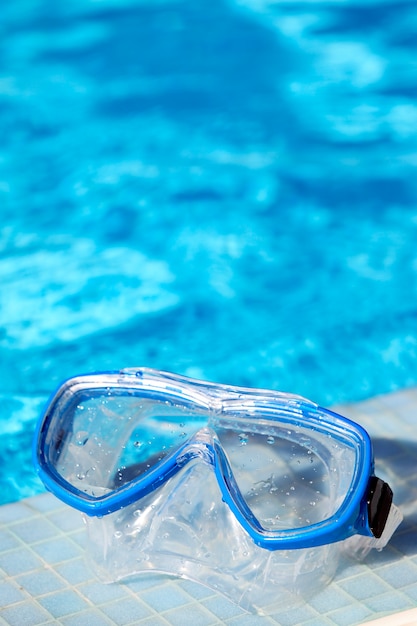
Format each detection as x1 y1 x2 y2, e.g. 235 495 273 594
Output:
33 367 396 550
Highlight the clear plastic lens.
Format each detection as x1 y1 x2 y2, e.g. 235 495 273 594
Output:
46 382 357 530
48 390 206 495
217 425 356 530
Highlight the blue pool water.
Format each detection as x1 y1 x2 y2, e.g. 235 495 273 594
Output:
1 0 417 505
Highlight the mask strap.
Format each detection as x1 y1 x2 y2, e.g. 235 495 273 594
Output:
367 477 393 538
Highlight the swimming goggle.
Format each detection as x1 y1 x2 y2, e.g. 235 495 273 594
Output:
34 367 400 551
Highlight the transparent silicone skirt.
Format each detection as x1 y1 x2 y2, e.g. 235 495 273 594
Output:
34 368 402 615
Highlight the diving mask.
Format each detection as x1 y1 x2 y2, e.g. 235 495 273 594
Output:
34 368 402 614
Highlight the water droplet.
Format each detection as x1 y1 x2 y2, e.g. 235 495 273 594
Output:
239 433 248 445
266 436 275 445
133 509 142 518
76 472 86 480
179 432 187 438
76 431 89 446
179 423 185 428
114 531 123 539
133 440 142 448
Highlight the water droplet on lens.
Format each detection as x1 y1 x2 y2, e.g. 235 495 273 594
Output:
266 436 275 445
76 431 89 446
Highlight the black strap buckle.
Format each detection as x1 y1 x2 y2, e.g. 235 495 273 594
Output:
367 476 393 539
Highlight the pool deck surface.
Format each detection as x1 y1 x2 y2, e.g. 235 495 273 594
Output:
1 387 417 626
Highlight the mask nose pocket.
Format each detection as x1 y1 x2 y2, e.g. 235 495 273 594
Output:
83 455 250 579
83 449 342 614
